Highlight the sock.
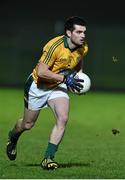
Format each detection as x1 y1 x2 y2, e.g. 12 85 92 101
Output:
9 129 22 144
44 142 58 159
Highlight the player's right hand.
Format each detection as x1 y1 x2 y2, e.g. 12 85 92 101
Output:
63 71 84 92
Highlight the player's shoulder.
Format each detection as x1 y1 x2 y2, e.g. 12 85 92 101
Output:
79 41 88 56
44 35 64 49
82 41 88 50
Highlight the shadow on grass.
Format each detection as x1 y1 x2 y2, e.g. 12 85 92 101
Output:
26 161 94 168
59 162 93 168
26 163 40 167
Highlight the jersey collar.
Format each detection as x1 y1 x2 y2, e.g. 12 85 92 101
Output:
63 35 82 52
63 36 69 48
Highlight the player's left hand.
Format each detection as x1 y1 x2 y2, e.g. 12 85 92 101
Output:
63 71 84 92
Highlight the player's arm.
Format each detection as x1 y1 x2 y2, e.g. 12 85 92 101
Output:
74 58 83 72
37 61 64 83
75 42 88 72
37 61 83 91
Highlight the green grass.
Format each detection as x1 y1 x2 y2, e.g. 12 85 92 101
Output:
0 88 125 178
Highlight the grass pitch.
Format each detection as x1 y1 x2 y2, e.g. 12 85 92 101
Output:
0 88 125 179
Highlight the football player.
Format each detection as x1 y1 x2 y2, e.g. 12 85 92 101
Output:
6 16 88 170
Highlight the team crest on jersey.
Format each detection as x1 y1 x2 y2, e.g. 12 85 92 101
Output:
60 58 72 66
59 58 68 63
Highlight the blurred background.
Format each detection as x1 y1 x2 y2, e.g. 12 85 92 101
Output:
0 0 125 91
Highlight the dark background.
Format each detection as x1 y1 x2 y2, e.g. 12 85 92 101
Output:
0 0 125 91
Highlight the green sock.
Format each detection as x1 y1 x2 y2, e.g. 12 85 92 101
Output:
44 142 58 159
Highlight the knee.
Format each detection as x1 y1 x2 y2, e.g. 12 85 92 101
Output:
23 121 35 130
58 114 68 126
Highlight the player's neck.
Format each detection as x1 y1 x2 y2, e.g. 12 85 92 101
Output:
67 37 77 50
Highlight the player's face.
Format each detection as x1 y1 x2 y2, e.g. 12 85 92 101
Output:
70 25 86 46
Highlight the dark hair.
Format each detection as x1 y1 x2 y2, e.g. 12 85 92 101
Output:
64 16 87 35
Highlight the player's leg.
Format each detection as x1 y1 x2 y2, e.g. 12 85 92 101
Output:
48 97 69 145
41 97 69 169
6 107 40 160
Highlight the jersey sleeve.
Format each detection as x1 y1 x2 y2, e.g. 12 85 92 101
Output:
39 43 57 67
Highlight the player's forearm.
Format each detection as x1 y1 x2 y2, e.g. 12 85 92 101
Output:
74 59 83 72
37 68 64 83
37 61 64 83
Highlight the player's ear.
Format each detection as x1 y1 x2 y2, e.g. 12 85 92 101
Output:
66 30 71 38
